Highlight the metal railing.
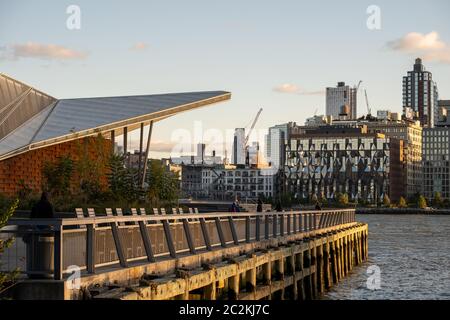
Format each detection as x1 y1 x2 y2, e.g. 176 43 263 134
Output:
0 208 355 280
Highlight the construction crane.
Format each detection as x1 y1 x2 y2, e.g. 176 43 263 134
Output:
355 80 363 93
364 89 372 116
244 108 263 148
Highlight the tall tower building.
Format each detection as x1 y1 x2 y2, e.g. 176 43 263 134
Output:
232 128 246 165
402 58 439 128
265 123 293 169
326 82 357 120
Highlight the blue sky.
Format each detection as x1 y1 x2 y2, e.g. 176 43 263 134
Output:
1 0 450 158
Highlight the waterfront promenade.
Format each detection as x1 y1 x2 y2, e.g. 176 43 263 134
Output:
1 208 368 300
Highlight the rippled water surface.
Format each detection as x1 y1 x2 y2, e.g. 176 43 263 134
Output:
322 214 450 300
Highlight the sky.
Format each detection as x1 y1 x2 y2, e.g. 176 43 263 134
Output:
1 0 450 159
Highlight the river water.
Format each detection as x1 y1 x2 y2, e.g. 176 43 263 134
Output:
322 214 450 300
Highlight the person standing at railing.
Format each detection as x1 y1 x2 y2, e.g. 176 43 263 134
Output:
275 200 282 212
315 202 322 210
31 192 54 219
257 198 263 213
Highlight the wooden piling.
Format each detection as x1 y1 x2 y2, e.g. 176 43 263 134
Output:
303 247 313 300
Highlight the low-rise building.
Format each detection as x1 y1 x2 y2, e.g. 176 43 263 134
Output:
181 163 276 200
284 125 404 203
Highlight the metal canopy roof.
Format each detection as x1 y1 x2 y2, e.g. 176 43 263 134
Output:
0 73 231 161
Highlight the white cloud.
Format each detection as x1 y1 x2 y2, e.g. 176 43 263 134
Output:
273 83 324 95
388 31 445 51
130 42 148 51
387 31 450 64
9 42 87 60
273 83 301 93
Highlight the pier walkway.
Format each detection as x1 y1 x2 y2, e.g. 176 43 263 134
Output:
1 208 368 300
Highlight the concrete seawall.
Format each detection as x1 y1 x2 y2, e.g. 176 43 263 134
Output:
83 223 368 300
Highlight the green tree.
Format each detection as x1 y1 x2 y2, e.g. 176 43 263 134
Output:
383 194 391 207
0 199 19 296
397 196 407 208
74 135 110 201
42 156 74 196
433 192 443 208
417 195 427 209
107 154 142 203
335 192 349 207
146 159 179 204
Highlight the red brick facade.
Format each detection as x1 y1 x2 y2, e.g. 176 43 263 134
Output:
0 137 112 197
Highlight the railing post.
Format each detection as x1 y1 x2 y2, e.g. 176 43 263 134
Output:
138 220 155 262
265 214 269 240
228 216 239 245
215 217 227 247
53 228 63 280
110 221 129 266
86 223 96 273
292 212 298 234
287 213 291 235
182 219 196 254
272 213 278 238
280 213 284 236
245 216 251 243
299 213 303 232
309 213 313 231
256 215 261 241
161 220 177 258
199 217 212 251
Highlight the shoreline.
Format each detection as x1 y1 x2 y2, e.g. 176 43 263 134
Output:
355 208 450 215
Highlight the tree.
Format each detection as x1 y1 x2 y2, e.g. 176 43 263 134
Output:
0 199 19 295
74 135 110 201
433 192 443 208
107 154 143 203
383 194 391 207
42 156 74 197
335 192 349 207
146 159 179 204
417 195 427 209
397 196 407 208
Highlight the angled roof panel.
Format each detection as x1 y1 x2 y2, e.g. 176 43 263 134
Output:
0 102 56 157
0 74 231 161
32 91 228 144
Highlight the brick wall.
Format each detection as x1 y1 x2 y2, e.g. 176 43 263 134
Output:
0 137 112 197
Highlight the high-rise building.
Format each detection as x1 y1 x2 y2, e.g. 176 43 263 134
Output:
366 120 422 198
197 143 206 163
402 58 439 128
264 123 292 170
423 127 450 200
326 82 357 120
247 141 260 166
232 128 246 165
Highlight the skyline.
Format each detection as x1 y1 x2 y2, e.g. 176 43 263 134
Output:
1 0 450 158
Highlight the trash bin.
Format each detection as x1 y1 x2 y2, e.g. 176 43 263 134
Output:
26 232 54 279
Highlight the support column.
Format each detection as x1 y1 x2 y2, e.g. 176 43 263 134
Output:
311 245 318 299
296 251 305 300
316 243 325 295
138 123 144 179
229 274 240 300
323 241 331 290
203 280 216 300
303 248 313 300
330 239 339 284
141 121 154 188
